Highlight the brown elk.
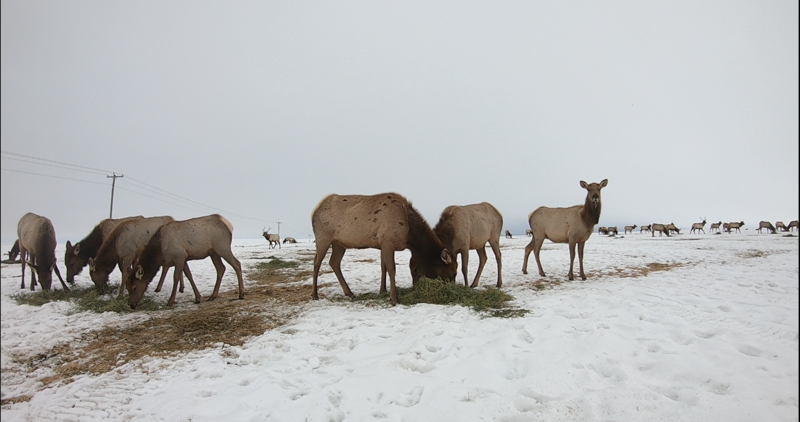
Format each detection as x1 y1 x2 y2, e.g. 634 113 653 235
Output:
127 214 245 308
522 179 608 281
709 221 722 233
640 225 651 234
651 223 671 237
433 202 503 288
690 218 706 234
505 230 513 239
282 237 297 244
17 213 69 291
624 225 637 234
666 223 681 235
65 216 143 284
7 239 20 262
597 227 608 235
727 221 744 233
775 221 787 232
607 226 618 236
89 216 181 298
757 221 776 234
262 227 281 249
525 229 533 237
788 220 799 232
311 193 456 305
722 222 729 233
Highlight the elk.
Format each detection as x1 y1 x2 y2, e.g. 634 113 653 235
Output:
88 216 181 298
17 212 69 291
262 227 281 249
7 239 20 262
311 192 456 305
65 216 143 284
525 229 533 237
709 221 722 233
788 220 799 232
722 222 729 233
505 230 513 239
127 214 245 308
727 221 744 233
282 237 297 244
666 223 681 235
640 225 651 234
775 221 787 232
607 226 618 236
757 221 776 234
624 225 637 234
522 179 608 281
597 227 608 235
690 218 707 234
651 223 671 237
433 202 503 288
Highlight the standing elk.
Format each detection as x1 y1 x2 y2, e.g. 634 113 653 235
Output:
522 179 608 281
690 218 707 234
89 216 182 298
525 229 533 237
7 239 20 262
709 221 722 233
65 216 143 284
651 223 671 237
624 225 637 234
505 230 513 239
311 192 456 305
17 212 69 291
788 220 799 232
722 222 729 233
640 225 651 234
262 227 281 249
433 202 503 288
282 237 297 244
775 221 787 232
757 221 776 234
727 221 744 233
607 226 618 236
127 214 245 308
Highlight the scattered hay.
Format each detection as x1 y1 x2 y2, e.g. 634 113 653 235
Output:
737 249 768 259
11 286 164 313
596 262 687 279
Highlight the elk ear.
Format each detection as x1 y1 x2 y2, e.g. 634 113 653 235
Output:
599 179 608 188
26 260 37 269
580 180 588 189
440 249 453 265
135 265 144 280
74 243 81 256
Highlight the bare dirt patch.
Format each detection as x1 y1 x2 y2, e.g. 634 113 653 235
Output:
595 262 688 279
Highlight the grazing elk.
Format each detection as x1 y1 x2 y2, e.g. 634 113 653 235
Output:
651 223 671 237
7 239 20 262
607 226 619 236
522 179 608 281
505 230 513 239
788 220 799 232
525 229 533 237
690 218 707 234
666 223 681 235
282 237 297 244
775 221 787 232
727 221 744 233
17 213 69 291
65 216 143 284
757 221 776 234
709 221 722 233
624 225 637 234
433 202 503 288
640 225 651 234
597 227 608 235
311 193 456 305
262 228 281 249
89 216 180 297
127 214 245 308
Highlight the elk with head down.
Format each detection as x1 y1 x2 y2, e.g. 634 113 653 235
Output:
522 179 608 281
7 239 20 262
666 223 681 235
651 223 671 237
726 221 744 233
597 227 608 235
17 212 69 291
525 229 533 237
433 202 503 288
624 225 637 234
282 237 297 244
788 220 799 232
127 214 245 308
607 226 618 236
757 221 776 234
311 192 457 305
775 221 787 232
262 228 281 249
690 218 706 234
65 216 143 284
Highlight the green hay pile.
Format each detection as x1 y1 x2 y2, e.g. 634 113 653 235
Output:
351 277 527 318
11 285 164 313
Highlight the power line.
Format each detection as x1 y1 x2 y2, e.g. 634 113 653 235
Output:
1 150 112 174
1 156 109 176
1 167 108 185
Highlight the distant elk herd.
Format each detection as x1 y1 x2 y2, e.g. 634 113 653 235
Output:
7 178 798 306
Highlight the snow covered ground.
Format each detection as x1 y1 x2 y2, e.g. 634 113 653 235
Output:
1 231 798 421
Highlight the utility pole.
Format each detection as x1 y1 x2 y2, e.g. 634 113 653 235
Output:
107 173 123 218
276 222 282 237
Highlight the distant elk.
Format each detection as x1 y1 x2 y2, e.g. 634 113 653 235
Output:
624 225 637 234
433 202 503 288
505 230 513 239
65 216 143 284
690 218 707 234
525 229 533 237
17 212 69 291
666 223 681 235
757 221 776 234
607 226 619 236
722 222 729 233
775 221 787 232
311 193 456 305
727 221 744 233
651 223 671 237
282 237 297 244
7 239 20 261
262 227 281 249
639 225 651 234
127 214 245 308
788 220 799 232
597 227 608 235
523 179 608 281
709 221 723 233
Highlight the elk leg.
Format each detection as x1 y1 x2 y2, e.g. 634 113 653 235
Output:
220 252 245 300
168 262 183 306
488 238 503 288
533 236 546 277
311 243 330 300
154 266 168 292
53 264 69 292
460 249 470 287
522 236 535 275
117 260 129 299
380 248 398 305
567 240 577 280
380 261 388 293
208 253 227 301
20 250 27 289
329 244 354 298
470 248 487 288
577 241 586 280
182 263 201 303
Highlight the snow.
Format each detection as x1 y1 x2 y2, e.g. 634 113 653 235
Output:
1 232 798 421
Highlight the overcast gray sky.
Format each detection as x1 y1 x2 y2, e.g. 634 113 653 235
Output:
2 1 798 243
